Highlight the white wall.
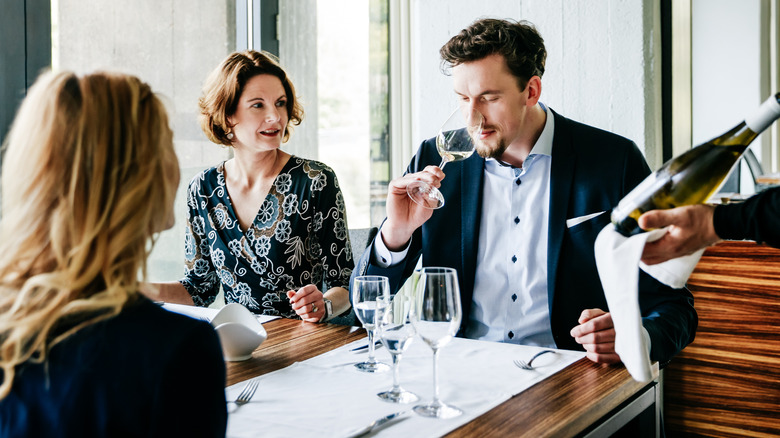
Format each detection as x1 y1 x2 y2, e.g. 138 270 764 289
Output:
409 0 663 168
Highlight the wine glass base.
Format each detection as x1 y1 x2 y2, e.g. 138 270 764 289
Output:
413 402 463 419
354 361 391 373
406 181 445 209
377 388 419 404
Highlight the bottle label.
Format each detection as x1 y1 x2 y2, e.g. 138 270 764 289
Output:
745 95 780 133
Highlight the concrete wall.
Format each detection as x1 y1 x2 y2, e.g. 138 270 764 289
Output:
55 0 236 281
410 0 663 168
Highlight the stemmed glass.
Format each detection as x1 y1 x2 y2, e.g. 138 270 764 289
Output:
410 267 463 419
352 275 391 373
406 107 484 209
376 293 419 403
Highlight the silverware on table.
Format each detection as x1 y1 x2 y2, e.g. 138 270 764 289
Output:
345 410 409 438
513 350 556 370
230 379 259 406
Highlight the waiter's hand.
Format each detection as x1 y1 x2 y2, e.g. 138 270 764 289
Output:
381 166 442 251
570 308 621 364
638 204 721 265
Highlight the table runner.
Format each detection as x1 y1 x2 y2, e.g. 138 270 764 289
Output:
226 337 584 437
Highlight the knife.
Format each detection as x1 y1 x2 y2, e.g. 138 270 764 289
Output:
345 410 409 438
350 340 383 352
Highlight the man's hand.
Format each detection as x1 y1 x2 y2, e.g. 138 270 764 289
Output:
570 308 621 364
638 204 721 265
382 166 443 250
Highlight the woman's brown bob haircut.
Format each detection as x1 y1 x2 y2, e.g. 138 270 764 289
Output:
199 50 304 145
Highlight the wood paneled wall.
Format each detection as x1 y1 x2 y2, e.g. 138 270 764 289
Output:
664 241 780 437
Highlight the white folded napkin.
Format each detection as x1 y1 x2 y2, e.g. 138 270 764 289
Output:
162 302 220 321
594 225 703 382
161 302 281 324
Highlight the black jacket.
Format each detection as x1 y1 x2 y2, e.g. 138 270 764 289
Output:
0 298 227 438
715 187 780 247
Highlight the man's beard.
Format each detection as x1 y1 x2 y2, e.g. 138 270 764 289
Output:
474 136 508 160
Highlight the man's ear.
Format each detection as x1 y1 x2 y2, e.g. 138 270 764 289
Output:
526 75 542 107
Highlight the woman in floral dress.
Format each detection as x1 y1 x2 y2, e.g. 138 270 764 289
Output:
150 51 353 322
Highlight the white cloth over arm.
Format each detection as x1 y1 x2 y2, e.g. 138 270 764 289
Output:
594 225 703 382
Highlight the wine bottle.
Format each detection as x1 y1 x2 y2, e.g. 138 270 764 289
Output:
611 92 780 237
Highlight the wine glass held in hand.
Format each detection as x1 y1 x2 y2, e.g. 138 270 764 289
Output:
407 107 484 209
410 267 463 419
377 294 419 403
352 276 391 373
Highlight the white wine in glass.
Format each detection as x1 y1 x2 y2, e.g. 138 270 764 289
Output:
352 276 391 373
410 267 463 419
406 107 484 209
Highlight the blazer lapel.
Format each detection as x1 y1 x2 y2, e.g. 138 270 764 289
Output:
547 110 575 312
460 154 484 311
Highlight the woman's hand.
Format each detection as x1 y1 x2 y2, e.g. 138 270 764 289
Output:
287 284 325 322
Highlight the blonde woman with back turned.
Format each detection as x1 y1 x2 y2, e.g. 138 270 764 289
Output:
0 71 227 437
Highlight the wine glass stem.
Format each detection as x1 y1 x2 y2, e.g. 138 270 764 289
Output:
432 347 440 405
391 353 401 391
438 158 448 171
366 328 377 364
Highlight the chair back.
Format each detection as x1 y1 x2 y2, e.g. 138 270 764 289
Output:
327 227 378 326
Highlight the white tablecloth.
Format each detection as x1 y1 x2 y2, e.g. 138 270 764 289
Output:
226 337 585 438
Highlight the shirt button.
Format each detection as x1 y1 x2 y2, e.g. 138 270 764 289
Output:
511 293 517 302
381 257 387 263
516 179 522 185
514 216 520 224
511 255 517 263
508 331 514 339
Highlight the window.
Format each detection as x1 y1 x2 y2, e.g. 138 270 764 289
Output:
8 0 397 285
277 0 391 229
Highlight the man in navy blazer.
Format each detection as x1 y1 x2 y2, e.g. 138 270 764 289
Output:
352 18 696 365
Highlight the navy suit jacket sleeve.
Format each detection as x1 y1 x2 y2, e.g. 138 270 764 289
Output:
351 144 435 296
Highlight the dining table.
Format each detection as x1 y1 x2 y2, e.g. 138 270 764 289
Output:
225 318 660 438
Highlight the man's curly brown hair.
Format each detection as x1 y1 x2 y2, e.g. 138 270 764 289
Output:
440 18 546 92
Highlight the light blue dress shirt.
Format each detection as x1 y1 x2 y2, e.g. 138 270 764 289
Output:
376 103 555 346
373 103 651 353
464 103 555 345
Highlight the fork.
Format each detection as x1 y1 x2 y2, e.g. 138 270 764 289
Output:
513 350 556 370
231 379 260 406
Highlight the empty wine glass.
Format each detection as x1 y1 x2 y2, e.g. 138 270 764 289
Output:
406 107 484 209
376 293 419 403
352 275 391 373
410 267 463 419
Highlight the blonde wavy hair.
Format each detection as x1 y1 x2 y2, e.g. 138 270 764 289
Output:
198 50 304 145
0 71 179 399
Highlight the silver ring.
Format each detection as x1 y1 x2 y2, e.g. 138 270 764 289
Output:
311 302 318 313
